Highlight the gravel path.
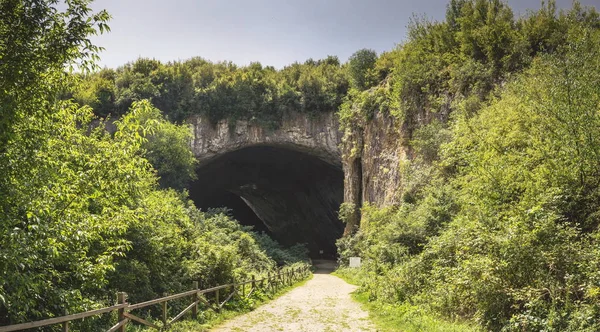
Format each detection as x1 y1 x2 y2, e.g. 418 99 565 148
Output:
211 260 375 332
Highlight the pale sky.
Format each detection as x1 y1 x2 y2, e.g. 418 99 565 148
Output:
88 0 599 69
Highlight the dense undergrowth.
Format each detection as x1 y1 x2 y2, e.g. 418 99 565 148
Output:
337 1 600 331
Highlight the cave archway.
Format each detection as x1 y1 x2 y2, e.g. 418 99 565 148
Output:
189 146 344 258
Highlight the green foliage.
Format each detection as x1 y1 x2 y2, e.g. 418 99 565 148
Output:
0 100 154 324
337 202 357 224
0 96 308 326
74 56 349 127
184 208 276 287
347 48 378 90
0 0 112 325
6 1 600 331
418 26 600 330
0 0 110 149
453 0 522 75
410 119 452 164
338 0 600 137
252 233 309 266
340 11 600 331
73 70 117 118
123 101 197 190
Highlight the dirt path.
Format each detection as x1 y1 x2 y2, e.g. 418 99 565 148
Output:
211 260 375 332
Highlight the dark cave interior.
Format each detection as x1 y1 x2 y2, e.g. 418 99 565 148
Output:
189 146 344 258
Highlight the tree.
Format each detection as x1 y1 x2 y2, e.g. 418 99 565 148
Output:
347 48 378 90
0 0 110 149
73 71 117 117
124 101 198 190
0 0 112 324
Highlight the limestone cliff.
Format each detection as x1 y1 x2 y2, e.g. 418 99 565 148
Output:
341 110 409 234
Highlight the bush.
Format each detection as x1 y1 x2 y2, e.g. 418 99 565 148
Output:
253 232 309 266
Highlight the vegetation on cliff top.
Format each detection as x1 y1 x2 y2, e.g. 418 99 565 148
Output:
70 55 349 128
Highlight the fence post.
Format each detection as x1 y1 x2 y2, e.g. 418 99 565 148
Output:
278 270 282 290
192 281 198 319
216 288 221 312
252 274 256 290
62 308 69 332
161 293 168 327
117 292 127 332
231 277 236 300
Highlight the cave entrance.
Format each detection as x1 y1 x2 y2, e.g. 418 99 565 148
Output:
189 146 344 258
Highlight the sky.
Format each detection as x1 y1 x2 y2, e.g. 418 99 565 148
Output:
88 0 600 69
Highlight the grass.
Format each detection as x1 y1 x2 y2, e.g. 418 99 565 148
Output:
149 273 314 332
333 268 481 332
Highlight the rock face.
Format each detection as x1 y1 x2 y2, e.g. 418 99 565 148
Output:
190 111 342 168
340 111 407 234
360 111 408 206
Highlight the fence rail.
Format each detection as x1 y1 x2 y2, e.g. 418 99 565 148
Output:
0 265 311 332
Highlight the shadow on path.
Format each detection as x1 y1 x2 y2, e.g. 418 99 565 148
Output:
311 259 337 274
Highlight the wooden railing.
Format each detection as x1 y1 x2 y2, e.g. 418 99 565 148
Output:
0 265 311 332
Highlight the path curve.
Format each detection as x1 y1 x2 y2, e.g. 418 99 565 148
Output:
211 260 375 332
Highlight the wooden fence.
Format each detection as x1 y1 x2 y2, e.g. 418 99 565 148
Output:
0 265 311 332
